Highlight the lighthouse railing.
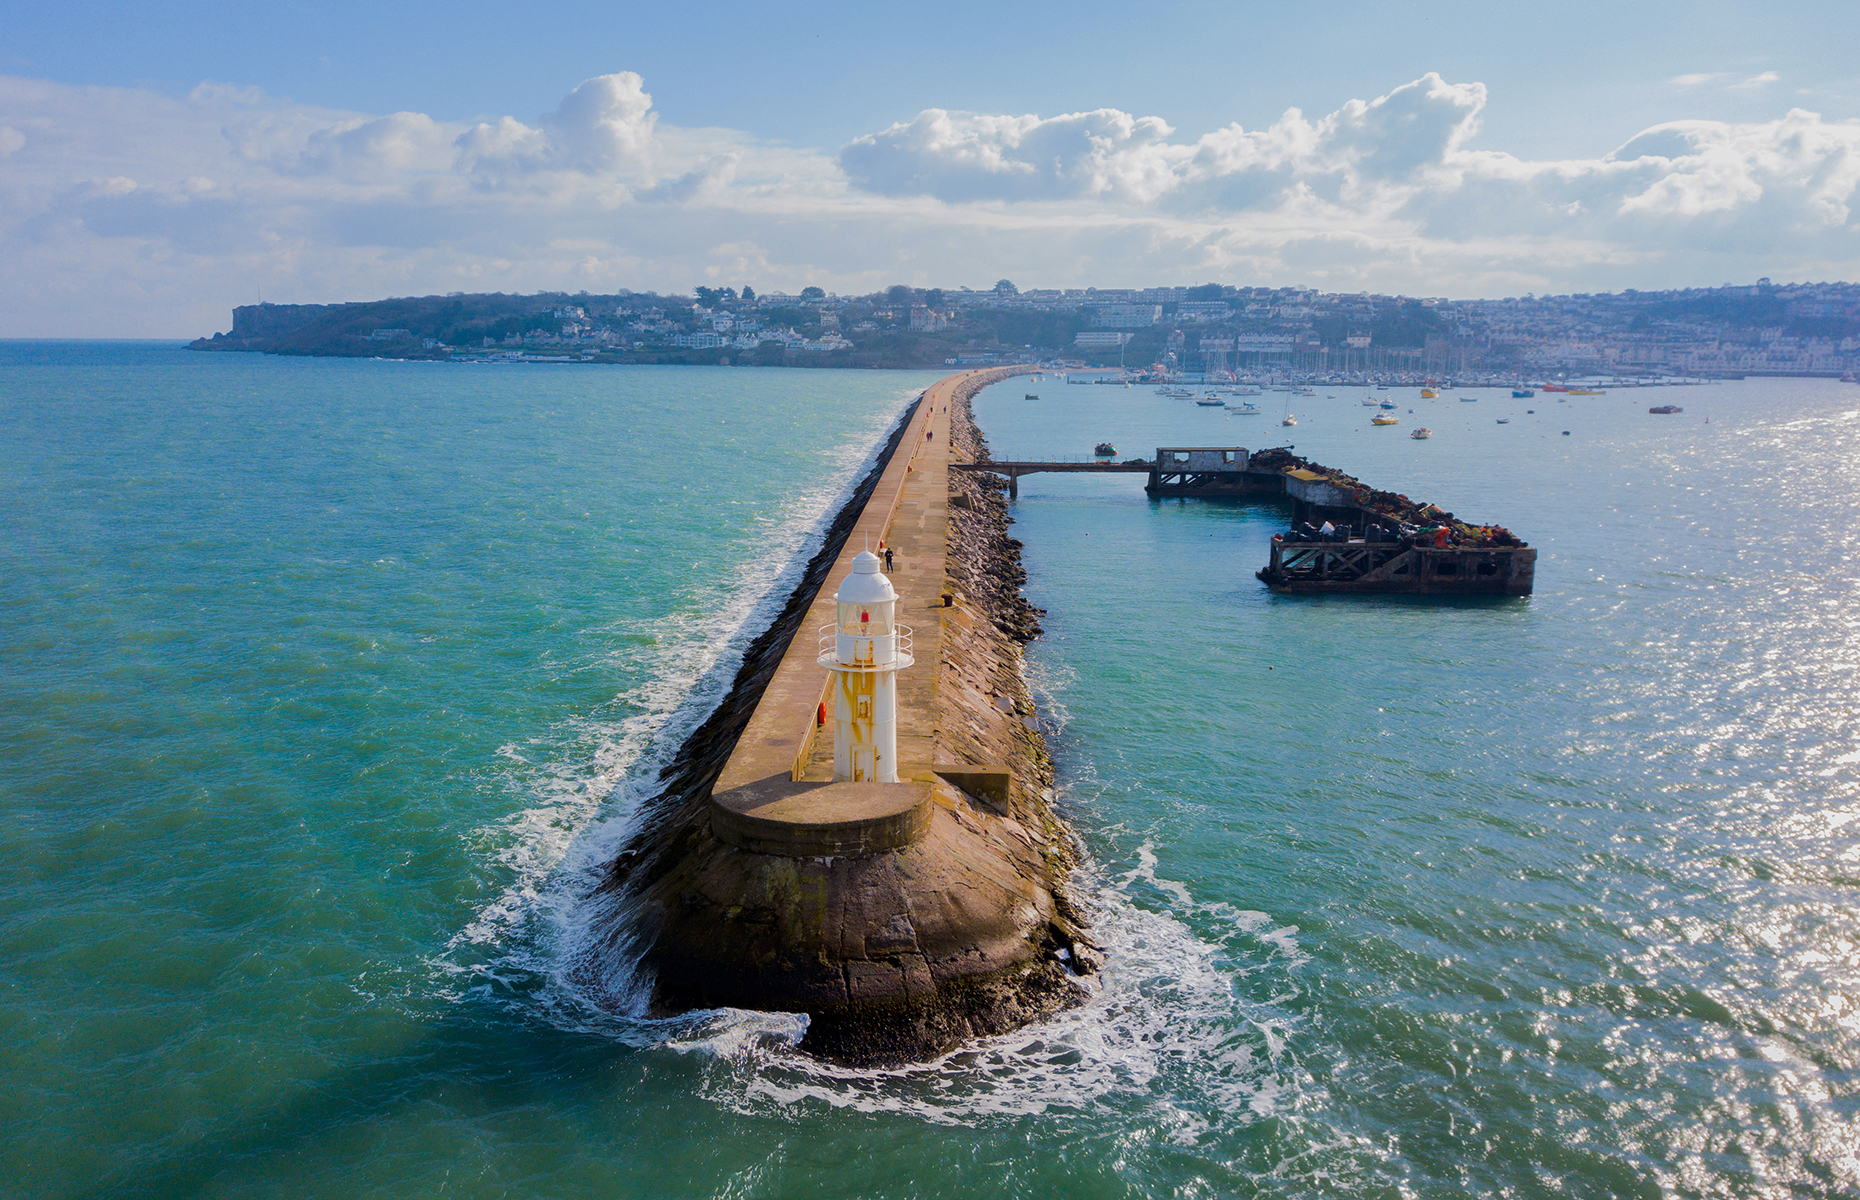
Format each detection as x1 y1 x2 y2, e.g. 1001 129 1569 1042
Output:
818 623 914 670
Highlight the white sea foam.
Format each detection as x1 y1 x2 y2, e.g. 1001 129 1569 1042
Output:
545 654 1309 1133
435 382 1306 1137
593 847 1304 1133
432 388 919 1003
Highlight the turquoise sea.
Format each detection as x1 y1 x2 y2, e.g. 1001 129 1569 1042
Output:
4 344 1857 1197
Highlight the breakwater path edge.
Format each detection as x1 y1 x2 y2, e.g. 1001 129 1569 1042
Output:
594 368 1098 1065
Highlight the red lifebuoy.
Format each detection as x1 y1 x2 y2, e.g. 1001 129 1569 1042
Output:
817 702 827 727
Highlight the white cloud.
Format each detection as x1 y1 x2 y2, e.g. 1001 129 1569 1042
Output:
636 153 739 204
297 112 453 178
1670 73 1720 87
843 74 1488 209
188 80 267 106
838 73 1860 250
455 72 657 186
1 69 1858 336
1736 71 1782 89
840 107 1185 202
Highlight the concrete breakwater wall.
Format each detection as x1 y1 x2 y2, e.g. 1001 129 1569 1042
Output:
597 368 1095 1065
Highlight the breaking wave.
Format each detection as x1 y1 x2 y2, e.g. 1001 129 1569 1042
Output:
431 389 916 1009
432 378 1308 1138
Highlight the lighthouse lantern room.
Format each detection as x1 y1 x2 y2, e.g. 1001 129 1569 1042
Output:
817 550 913 783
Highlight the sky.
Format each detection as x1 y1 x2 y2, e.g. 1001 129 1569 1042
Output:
2 0 1858 336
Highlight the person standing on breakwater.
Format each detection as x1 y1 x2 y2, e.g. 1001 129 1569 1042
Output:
884 547 894 571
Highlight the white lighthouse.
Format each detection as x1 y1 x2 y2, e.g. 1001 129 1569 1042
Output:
817 550 914 783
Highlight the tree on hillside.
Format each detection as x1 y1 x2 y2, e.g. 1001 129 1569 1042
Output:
924 288 945 309
887 284 914 305
740 285 756 301
800 285 826 300
1370 303 1445 347
1186 282 1225 302
994 279 1018 295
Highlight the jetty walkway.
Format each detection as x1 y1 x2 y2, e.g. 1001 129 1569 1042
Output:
706 367 1030 855
950 448 1536 595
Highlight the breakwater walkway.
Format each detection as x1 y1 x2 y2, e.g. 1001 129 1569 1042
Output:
709 367 1019 848
607 366 1093 1065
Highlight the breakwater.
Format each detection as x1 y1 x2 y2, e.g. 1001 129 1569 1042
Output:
597 367 1094 1064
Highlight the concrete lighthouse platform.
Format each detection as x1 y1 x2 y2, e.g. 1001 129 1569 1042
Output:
598 366 1096 1065
707 778 933 857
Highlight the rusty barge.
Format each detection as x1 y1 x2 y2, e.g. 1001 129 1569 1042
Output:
952 445 1536 597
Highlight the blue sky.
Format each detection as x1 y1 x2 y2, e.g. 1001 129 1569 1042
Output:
3 1 1858 334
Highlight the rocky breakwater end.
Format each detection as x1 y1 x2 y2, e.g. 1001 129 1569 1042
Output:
595 368 1097 1066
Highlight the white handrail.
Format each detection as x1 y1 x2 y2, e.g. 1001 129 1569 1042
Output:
818 622 914 669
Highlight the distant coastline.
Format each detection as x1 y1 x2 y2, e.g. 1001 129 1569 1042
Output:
190 278 1860 378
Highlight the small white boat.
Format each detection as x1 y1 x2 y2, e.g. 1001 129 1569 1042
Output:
1281 414 1297 426
1411 427 1432 439
1228 402 1261 415
1196 396 1225 406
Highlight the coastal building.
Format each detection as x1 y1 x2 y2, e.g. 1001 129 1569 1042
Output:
1090 304 1162 328
1177 301 1232 322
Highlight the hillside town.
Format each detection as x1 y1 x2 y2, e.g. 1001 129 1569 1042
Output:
192 278 1860 379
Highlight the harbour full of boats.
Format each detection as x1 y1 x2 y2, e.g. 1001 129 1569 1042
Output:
1043 367 1723 393
1064 371 1711 455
